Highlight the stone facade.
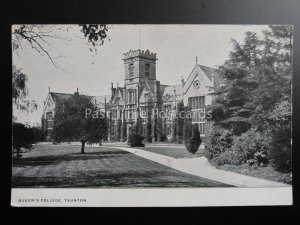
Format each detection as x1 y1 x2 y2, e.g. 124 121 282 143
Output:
42 49 223 142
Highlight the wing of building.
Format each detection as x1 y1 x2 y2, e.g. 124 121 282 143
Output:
41 90 111 140
42 49 223 142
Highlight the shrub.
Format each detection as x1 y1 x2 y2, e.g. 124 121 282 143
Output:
184 123 202 154
267 100 292 172
127 122 145 147
230 129 270 165
13 122 35 159
212 150 235 166
121 122 127 142
204 123 234 160
116 119 122 141
268 125 291 172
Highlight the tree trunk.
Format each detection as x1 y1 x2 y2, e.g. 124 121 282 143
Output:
81 141 86 154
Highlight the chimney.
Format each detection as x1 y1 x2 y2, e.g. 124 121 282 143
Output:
74 87 79 95
111 82 116 96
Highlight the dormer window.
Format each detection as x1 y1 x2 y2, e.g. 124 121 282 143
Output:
129 63 134 78
145 63 150 77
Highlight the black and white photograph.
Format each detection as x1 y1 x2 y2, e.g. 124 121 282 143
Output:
11 24 292 206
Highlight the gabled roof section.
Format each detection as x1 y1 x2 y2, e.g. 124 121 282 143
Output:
110 87 125 106
50 92 73 103
182 64 221 94
199 65 217 82
49 92 110 108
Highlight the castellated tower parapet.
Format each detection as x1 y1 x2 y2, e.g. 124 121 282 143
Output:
123 49 157 60
123 49 157 83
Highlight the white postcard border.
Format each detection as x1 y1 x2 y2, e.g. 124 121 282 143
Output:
11 187 292 207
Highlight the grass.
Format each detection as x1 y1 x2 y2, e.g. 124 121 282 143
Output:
135 146 204 159
215 163 292 184
12 144 230 188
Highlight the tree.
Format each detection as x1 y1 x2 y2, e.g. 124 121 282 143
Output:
212 26 292 134
12 65 38 113
212 31 259 135
51 94 108 154
12 25 110 113
12 25 110 68
12 122 35 159
208 25 292 171
176 102 184 144
267 100 292 172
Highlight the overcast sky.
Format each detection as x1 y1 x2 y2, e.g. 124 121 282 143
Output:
13 24 267 125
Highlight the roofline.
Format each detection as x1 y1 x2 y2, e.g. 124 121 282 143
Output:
49 91 110 99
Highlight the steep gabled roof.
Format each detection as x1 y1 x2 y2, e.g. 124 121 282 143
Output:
199 65 217 82
183 64 222 94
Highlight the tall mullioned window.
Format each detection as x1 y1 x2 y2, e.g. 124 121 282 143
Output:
188 96 206 135
145 63 150 77
127 90 136 104
46 112 53 129
129 63 134 78
189 96 205 110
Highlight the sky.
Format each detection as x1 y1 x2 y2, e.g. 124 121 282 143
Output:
12 24 267 125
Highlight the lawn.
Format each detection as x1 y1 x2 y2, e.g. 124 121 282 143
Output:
12 144 230 188
135 146 204 159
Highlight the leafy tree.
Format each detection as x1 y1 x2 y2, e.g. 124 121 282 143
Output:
12 65 38 113
51 94 108 154
212 26 292 134
212 31 259 135
12 25 110 113
12 24 110 68
208 25 292 171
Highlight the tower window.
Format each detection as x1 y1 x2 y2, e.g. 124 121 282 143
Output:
129 63 134 78
145 63 150 77
127 90 136 104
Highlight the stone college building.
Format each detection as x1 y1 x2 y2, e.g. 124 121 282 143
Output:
41 49 223 141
